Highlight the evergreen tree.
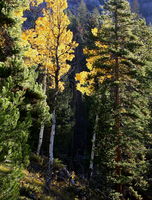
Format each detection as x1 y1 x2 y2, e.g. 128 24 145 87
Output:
0 1 50 199
76 0 152 199
77 0 89 42
131 0 140 14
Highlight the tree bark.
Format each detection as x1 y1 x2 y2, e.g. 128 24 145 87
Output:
114 9 123 197
89 113 98 179
46 109 56 186
37 124 45 155
37 73 47 155
49 109 56 170
114 49 123 196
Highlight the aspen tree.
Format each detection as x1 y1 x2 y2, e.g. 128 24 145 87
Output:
22 0 78 184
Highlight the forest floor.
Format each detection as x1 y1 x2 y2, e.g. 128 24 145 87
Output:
18 154 95 200
1 156 152 200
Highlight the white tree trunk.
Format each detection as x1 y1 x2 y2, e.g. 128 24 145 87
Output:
48 109 56 170
37 124 45 155
36 73 47 155
89 114 98 178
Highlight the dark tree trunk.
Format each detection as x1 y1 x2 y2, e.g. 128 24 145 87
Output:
114 8 123 198
70 45 89 174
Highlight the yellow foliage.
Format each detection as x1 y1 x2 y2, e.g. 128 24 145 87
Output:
13 8 24 18
22 0 78 91
30 0 43 6
76 34 112 95
76 68 111 96
9 1 29 23
92 27 98 36
0 164 11 173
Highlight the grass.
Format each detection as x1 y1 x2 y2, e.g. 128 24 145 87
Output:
18 154 89 200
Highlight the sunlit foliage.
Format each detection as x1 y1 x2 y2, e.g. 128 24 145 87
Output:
22 0 78 91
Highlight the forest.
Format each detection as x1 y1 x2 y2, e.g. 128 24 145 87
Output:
0 0 152 200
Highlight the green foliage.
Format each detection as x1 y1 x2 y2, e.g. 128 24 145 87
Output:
0 52 31 200
0 0 152 199
47 84 74 158
19 154 88 200
0 0 50 199
0 167 23 200
82 0 152 199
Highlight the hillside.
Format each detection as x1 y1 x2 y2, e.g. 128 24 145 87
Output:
68 0 152 24
138 0 152 23
1 0 152 200
23 0 152 29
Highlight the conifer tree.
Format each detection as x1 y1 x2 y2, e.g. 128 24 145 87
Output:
0 1 50 199
76 0 152 199
132 0 140 14
0 1 30 199
77 0 89 42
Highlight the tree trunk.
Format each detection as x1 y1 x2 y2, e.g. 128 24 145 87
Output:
89 114 98 179
46 109 56 186
37 124 45 155
72 45 88 173
49 109 56 169
114 9 123 197
114 56 123 195
37 73 47 155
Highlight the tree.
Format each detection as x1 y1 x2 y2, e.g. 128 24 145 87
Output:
22 0 78 184
0 1 50 199
76 0 152 199
68 2 103 170
0 1 29 199
132 0 140 14
76 0 89 43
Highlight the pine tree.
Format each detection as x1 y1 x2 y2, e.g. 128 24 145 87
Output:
0 1 28 199
0 1 50 199
76 0 89 42
132 0 140 14
76 0 152 199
